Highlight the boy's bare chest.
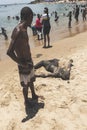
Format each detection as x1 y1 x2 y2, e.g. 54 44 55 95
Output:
21 31 28 40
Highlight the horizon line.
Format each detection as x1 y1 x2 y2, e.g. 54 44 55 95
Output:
0 1 34 6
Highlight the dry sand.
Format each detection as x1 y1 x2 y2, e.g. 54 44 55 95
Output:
0 31 87 130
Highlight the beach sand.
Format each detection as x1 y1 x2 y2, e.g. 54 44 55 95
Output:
0 31 87 130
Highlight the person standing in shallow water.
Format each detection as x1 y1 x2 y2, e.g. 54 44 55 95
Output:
7 7 38 106
1 27 8 40
35 14 43 40
75 5 79 22
41 7 51 48
82 7 86 21
67 11 72 28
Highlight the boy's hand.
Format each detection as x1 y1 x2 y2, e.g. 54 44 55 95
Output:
18 59 33 69
22 62 33 69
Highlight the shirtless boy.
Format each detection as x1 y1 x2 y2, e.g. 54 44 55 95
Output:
7 7 38 106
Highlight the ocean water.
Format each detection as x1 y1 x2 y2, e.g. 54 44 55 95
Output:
0 2 87 60
0 2 74 32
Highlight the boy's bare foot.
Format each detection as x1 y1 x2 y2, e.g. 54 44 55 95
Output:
32 94 39 100
38 95 45 100
32 94 45 100
24 99 29 106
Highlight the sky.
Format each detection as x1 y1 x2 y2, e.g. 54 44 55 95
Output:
0 0 33 5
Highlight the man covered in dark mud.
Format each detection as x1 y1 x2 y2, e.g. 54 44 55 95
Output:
34 59 73 80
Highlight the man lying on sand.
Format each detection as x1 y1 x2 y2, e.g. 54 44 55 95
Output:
34 59 73 80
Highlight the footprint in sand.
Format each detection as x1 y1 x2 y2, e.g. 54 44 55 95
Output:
7 120 16 130
36 84 47 91
0 92 11 107
51 119 65 130
79 105 87 114
36 54 42 58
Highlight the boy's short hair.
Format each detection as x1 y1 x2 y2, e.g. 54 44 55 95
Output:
20 6 33 21
44 7 48 13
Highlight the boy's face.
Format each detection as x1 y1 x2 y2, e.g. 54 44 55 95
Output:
27 14 33 26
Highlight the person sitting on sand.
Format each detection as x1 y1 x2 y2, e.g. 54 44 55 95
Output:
34 59 73 80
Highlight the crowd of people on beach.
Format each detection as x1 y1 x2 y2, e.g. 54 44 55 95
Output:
30 3 87 47
1 3 87 46
32 7 51 48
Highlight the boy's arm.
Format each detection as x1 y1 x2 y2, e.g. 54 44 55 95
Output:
7 28 21 65
7 39 20 64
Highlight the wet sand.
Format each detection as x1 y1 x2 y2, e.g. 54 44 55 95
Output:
0 19 87 60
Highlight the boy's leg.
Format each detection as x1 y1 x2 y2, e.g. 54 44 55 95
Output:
22 84 29 105
29 82 38 100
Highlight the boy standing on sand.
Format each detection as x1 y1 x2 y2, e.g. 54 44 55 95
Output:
7 7 38 106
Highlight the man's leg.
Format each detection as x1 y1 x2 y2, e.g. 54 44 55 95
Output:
34 60 45 69
34 60 50 69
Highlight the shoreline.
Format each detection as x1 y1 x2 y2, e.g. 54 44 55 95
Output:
1 20 87 61
0 29 87 78
1 1 87 61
